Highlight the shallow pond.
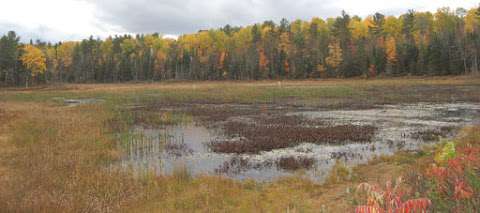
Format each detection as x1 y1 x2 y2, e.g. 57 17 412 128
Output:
119 102 480 182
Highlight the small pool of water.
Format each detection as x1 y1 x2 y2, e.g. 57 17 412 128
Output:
119 102 480 182
63 98 102 107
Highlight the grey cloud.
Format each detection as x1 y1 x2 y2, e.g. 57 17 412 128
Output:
0 21 100 42
2 0 427 42
89 0 343 35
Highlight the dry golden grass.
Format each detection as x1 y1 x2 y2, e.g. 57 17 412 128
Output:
2 76 478 94
2 76 477 110
0 103 145 212
0 76 477 110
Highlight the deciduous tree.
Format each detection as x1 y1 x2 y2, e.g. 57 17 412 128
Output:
20 44 46 87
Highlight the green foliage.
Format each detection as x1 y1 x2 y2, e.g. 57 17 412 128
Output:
0 31 20 85
466 169 480 194
434 140 456 164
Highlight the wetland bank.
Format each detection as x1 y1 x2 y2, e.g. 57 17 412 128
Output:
1 77 480 212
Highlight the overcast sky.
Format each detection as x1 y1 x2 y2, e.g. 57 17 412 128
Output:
0 0 478 42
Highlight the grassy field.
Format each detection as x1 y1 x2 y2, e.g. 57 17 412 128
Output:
2 76 480 106
0 77 479 212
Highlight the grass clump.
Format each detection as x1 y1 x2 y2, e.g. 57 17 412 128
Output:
325 160 354 185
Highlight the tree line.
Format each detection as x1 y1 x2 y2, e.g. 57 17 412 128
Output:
1 6 480 86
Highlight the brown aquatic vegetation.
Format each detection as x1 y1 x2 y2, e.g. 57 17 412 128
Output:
210 121 376 154
411 126 457 142
187 105 259 123
215 156 255 174
164 141 194 157
133 101 263 125
254 115 326 127
276 156 316 171
216 155 315 175
330 151 364 162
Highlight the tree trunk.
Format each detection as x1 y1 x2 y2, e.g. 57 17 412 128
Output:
472 50 478 75
134 59 138 81
473 53 479 75
386 63 393 76
2 69 7 86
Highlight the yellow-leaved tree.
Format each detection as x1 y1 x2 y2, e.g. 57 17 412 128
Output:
325 39 343 77
350 19 368 41
20 44 46 87
279 32 292 76
57 42 75 71
385 36 397 74
258 47 269 73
